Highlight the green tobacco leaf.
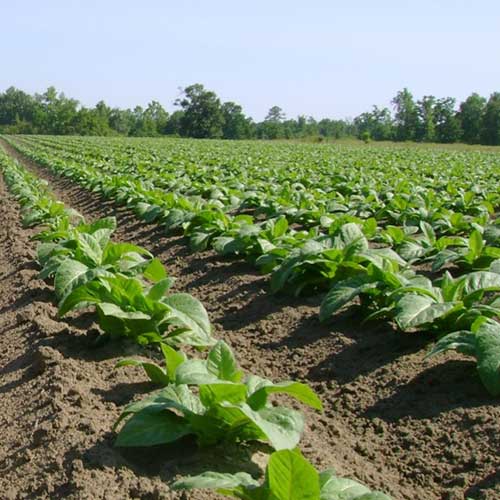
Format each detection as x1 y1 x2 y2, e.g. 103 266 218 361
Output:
207 340 243 382
77 232 104 265
143 258 168 283
273 216 289 238
320 278 375 322
190 231 212 251
338 223 368 250
115 410 191 447
420 221 436 244
79 216 117 233
468 229 484 260
115 359 170 385
399 241 426 262
319 470 391 499
53 258 89 298
247 381 323 412
475 319 500 396
425 330 477 360
237 405 304 451
102 242 152 265
160 342 186 381
199 383 248 406
460 271 500 297
115 384 203 431
58 280 106 316
175 359 218 385
98 302 151 321
266 449 320 500
162 293 214 346
37 242 60 264
147 278 175 301
172 471 260 493
395 294 459 331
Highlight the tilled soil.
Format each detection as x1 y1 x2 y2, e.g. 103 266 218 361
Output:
1 138 499 500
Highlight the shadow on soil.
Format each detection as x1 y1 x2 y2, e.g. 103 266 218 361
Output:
363 359 489 421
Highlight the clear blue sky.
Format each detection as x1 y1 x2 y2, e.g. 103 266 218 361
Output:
2 0 499 120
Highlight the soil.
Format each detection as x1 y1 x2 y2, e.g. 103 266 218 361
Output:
1 137 500 500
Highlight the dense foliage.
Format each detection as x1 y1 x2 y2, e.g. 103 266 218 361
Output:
5 134 500 396
1 85 499 144
0 144 397 498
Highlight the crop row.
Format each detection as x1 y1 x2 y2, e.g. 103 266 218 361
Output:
4 135 500 397
0 146 391 499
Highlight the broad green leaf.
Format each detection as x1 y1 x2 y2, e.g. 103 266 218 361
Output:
98 302 151 321
199 383 248 406
468 230 484 260
143 258 167 283
77 232 104 265
420 221 436 244
53 258 88 298
395 294 459 331
160 343 187 381
236 404 304 451
162 293 214 346
147 278 174 301
102 242 152 265
247 381 323 411
58 280 106 316
475 319 500 396
425 331 477 359
115 410 191 447
320 470 391 499
115 359 170 385
175 359 218 385
172 471 260 493
207 340 243 382
266 449 320 500
273 216 289 238
460 271 500 297
320 278 375 322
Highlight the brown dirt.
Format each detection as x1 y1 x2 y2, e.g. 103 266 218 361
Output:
1 138 500 499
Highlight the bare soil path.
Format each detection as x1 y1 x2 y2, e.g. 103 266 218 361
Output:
1 137 499 499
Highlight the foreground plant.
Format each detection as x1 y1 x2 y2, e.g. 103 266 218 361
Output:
59 272 214 347
114 341 322 450
173 448 391 499
37 216 158 300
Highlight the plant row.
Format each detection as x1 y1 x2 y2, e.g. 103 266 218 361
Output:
0 147 392 499
5 136 500 396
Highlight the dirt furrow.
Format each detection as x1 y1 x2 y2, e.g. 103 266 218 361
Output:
2 138 500 499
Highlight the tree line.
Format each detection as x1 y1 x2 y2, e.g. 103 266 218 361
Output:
0 84 499 145
355 89 500 145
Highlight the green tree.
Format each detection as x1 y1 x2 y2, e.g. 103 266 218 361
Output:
258 106 286 139
144 100 169 135
317 118 351 139
480 93 500 145
354 106 393 141
459 93 486 144
434 97 461 143
221 101 253 139
164 110 184 136
175 84 224 138
33 87 79 134
416 95 436 142
0 87 36 130
392 88 418 141
109 108 134 135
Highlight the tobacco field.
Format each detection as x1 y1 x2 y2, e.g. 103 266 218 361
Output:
1 135 500 499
